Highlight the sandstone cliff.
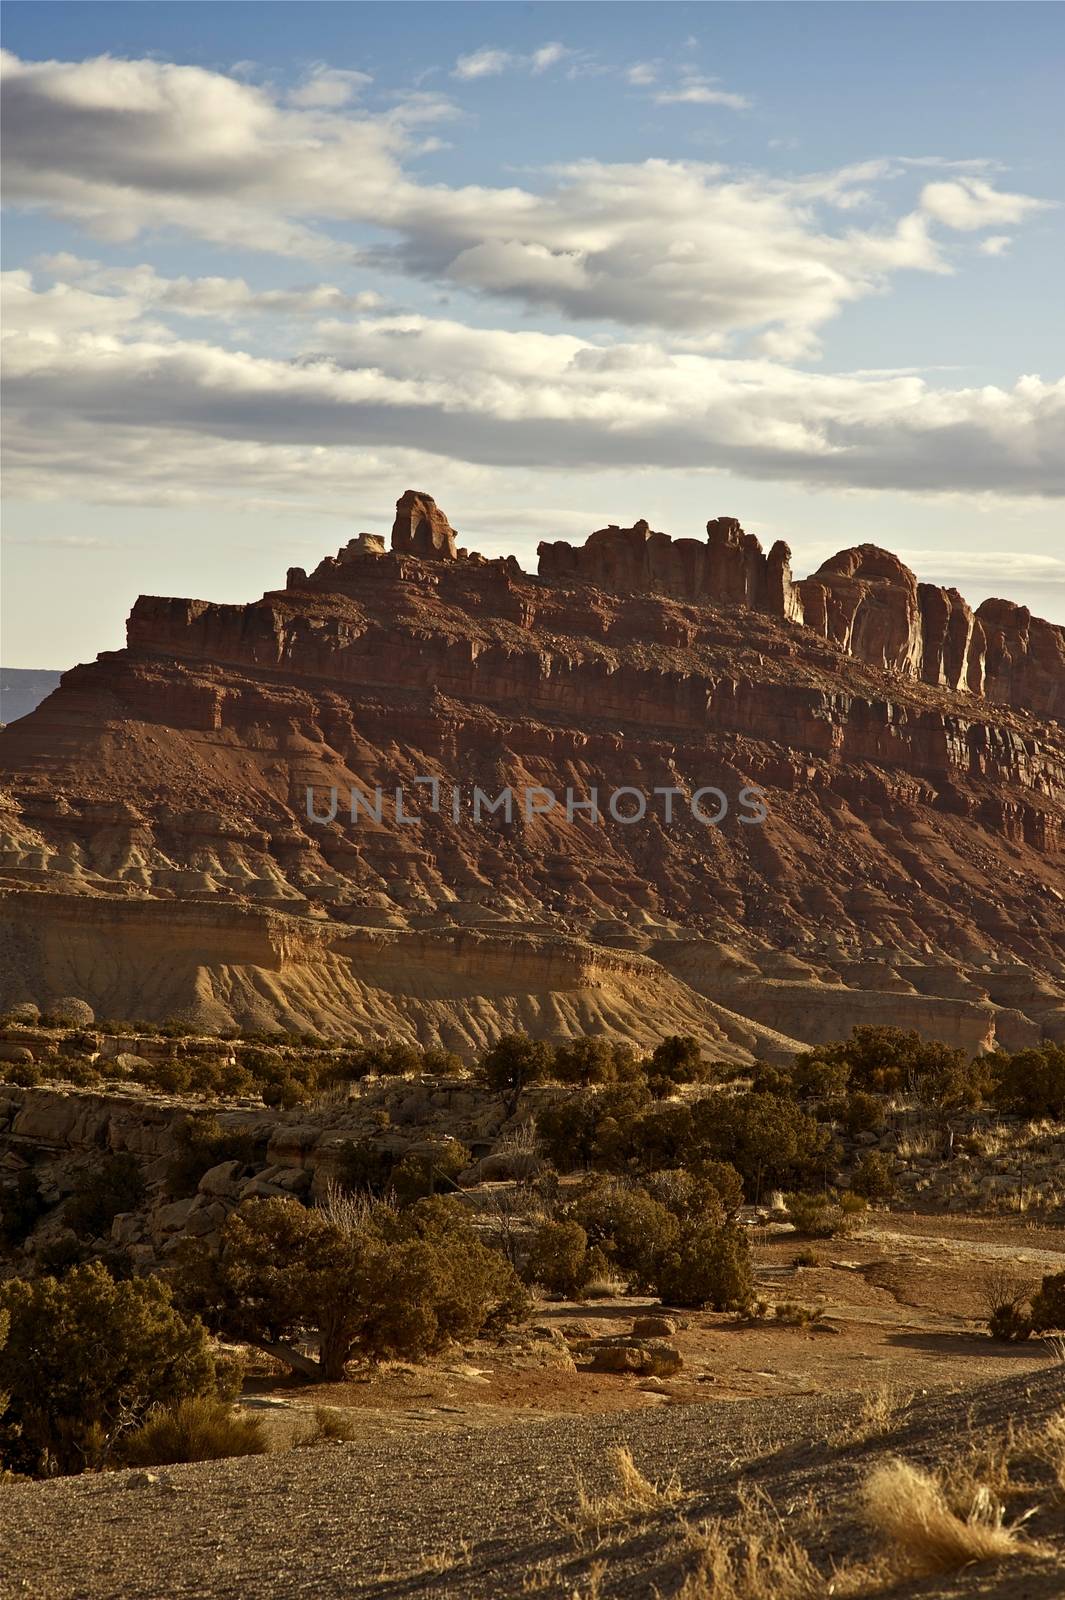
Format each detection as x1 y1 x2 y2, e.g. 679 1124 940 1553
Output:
1 491 1062 1051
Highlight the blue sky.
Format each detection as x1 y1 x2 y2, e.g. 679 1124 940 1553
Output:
2 2 1063 668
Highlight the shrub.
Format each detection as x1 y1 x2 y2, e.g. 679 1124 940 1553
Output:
786 1192 857 1239
653 1221 753 1311
179 1195 528 1381
118 1396 267 1466
988 1303 1033 1342
690 1091 835 1196
850 1151 896 1201
791 1054 852 1099
644 1034 710 1097
646 1162 743 1220
523 1221 607 1299
261 1075 306 1109
1031 1270 1065 1333
0 1058 42 1088
990 1046 1065 1120
815 1026 983 1102
842 1091 885 1136
476 1034 554 1099
534 1081 654 1172
334 1138 395 1198
614 1100 694 1174
65 1154 145 1238
0 1262 217 1476
388 1138 471 1206
420 1046 465 1077
552 1037 626 1087
166 1117 263 1198
139 1056 192 1095
0 1171 46 1249
353 1225 529 1362
568 1177 679 1291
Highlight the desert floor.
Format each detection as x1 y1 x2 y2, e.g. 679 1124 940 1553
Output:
3 1209 1063 1599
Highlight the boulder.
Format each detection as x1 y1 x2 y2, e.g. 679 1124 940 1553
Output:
0 1045 35 1065
197 1159 244 1197
631 1315 677 1338
46 997 96 1027
585 1340 683 1377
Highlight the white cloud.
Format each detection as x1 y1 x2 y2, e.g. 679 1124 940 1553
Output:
980 234 1013 257
1 50 1050 355
453 42 570 80
26 259 383 320
4 282 1062 502
626 62 658 87
531 43 569 74
286 65 372 108
919 176 1052 230
889 548 1065 584
451 47 511 81
652 78 751 111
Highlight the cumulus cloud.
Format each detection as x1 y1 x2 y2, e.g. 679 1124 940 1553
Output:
286 65 372 108
531 43 569 73
919 176 1052 230
980 234 1013 257
4 281 1062 502
452 42 570 80
1 50 1049 353
25 258 383 320
451 47 512 80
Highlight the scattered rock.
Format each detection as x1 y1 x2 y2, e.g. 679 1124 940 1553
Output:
46 997 95 1027
586 1340 683 1377
631 1315 677 1338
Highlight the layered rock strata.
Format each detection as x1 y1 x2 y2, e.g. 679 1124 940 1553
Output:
1 491 1062 1049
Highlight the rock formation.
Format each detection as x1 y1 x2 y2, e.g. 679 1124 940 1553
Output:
1 490 1062 1052
390 490 460 560
539 521 1064 719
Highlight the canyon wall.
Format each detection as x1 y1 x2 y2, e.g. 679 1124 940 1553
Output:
1 490 1062 1046
539 516 1064 721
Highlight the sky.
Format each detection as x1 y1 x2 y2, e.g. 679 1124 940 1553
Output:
2 2 1063 671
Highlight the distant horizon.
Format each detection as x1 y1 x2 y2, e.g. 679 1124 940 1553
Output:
3 1 1063 667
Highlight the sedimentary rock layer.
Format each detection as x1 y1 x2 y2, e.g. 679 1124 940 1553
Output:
1 491 1062 1049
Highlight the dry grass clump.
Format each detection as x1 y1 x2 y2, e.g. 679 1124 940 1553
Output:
1033 1410 1065 1494
120 1396 268 1466
293 1406 359 1446
861 1456 1046 1575
830 1384 911 1447
676 1488 860 1600
569 1446 682 1535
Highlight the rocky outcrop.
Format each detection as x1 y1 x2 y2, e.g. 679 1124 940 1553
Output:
390 490 459 560
540 524 1063 721
1 489 1062 1047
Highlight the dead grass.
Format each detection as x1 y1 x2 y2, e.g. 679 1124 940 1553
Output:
1030 1410 1065 1496
567 1446 683 1536
861 1457 1048 1575
293 1406 359 1446
830 1385 911 1447
676 1487 867 1600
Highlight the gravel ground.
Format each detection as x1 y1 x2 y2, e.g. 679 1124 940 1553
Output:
2 1371 1063 1600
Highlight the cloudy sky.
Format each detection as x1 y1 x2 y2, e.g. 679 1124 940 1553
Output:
2 2 1063 670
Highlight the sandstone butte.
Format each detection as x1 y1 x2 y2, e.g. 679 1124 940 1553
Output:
1 489 1063 1063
